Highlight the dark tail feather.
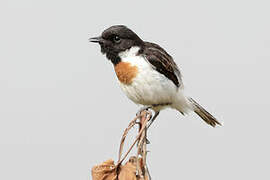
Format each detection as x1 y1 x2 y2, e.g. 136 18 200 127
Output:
188 97 221 127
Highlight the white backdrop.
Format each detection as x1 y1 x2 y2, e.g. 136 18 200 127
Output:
0 0 269 179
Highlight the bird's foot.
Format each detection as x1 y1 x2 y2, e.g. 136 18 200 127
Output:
136 106 152 117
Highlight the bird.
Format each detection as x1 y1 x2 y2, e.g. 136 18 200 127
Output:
89 25 221 127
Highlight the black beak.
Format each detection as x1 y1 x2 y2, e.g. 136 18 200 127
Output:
89 36 103 43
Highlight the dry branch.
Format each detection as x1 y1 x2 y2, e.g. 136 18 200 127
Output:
91 110 152 180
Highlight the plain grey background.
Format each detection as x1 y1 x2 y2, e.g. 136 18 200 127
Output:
0 0 269 179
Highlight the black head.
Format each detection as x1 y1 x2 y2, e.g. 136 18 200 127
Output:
89 25 144 64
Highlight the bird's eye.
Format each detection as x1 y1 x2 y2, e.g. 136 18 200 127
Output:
113 35 121 43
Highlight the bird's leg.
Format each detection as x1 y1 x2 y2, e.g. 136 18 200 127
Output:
146 102 171 128
135 105 161 144
136 106 152 117
145 111 160 144
147 111 160 129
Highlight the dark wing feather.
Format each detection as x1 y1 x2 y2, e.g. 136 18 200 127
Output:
142 42 182 87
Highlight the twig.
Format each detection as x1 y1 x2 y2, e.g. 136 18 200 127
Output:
117 110 152 166
116 110 153 180
117 114 140 164
136 110 151 180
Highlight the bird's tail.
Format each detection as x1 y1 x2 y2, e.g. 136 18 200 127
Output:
188 97 221 127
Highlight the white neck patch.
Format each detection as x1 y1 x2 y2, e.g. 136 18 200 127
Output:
119 46 140 59
118 46 148 68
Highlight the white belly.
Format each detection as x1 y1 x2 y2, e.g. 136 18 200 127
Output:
118 47 178 106
119 69 178 106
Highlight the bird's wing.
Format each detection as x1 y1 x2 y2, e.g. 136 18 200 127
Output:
142 42 182 87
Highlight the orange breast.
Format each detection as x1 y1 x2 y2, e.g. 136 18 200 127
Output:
114 62 138 85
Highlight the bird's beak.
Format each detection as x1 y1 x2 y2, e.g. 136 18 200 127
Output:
89 36 103 43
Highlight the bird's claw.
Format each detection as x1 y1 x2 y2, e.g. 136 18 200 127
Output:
136 106 151 117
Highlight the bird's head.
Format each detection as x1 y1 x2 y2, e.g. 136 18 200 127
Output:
89 25 144 64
